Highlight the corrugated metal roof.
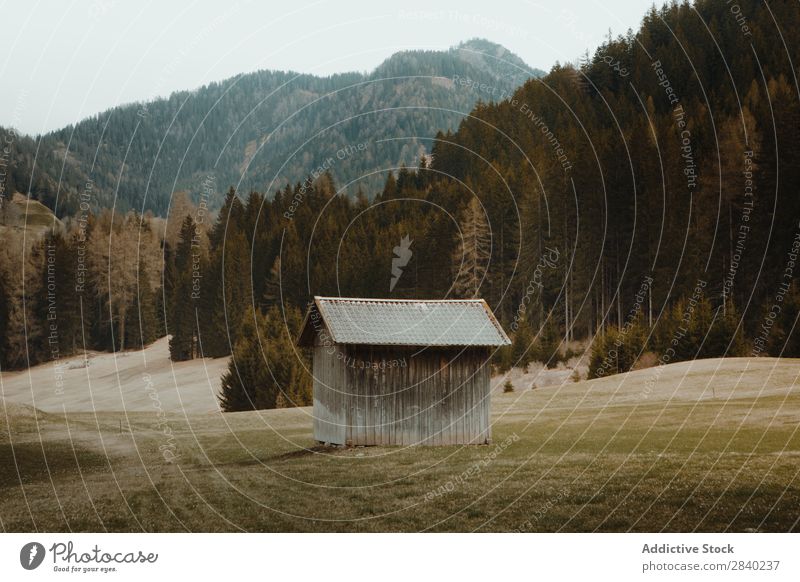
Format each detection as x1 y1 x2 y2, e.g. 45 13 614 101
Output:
299 297 510 347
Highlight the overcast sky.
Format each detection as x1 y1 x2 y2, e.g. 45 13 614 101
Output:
0 0 656 135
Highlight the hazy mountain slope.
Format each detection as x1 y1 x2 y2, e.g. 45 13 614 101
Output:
2 39 542 217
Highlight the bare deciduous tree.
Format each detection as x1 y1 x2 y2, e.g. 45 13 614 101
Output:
452 196 491 298
88 210 161 351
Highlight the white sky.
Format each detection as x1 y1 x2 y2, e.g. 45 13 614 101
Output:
0 0 656 135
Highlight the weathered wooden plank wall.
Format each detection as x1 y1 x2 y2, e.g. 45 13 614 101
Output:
311 324 348 445
313 345 491 446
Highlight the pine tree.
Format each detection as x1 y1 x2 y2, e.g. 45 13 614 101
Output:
381 172 398 201
688 298 715 359
40 231 81 358
588 331 613 379
219 229 251 348
218 306 263 411
536 320 562 369
511 316 535 369
209 187 243 251
169 216 198 361
706 301 746 357
199 189 249 358
218 305 311 412
266 305 312 407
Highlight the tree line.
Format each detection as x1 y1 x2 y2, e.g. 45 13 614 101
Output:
0 41 539 218
425 0 800 374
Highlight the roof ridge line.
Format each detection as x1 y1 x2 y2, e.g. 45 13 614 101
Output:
314 296 485 303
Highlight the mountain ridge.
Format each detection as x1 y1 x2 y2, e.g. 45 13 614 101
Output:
0 39 543 218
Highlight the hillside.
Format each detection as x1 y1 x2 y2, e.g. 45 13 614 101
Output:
0 192 63 237
1 355 798 531
0 39 542 217
0 336 226 414
3 335 797 415
424 0 800 343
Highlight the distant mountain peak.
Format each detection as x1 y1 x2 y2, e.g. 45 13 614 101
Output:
2 41 544 217
451 38 539 81
456 38 515 56
372 39 542 79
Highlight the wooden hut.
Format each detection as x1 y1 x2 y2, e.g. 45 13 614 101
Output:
297 297 510 446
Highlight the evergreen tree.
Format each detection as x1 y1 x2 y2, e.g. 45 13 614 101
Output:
199 189 250 358
511 316 535 370
40 231 81 357
218 305 311 412
705 301 746 358
169 216 199 361
588 331 614 379
209 187 243 251
535 320 562 369
219 307 264 411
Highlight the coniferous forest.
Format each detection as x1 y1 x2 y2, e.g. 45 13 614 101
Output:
2 0 800 412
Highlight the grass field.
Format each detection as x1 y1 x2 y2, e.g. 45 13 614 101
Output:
1 357 799 532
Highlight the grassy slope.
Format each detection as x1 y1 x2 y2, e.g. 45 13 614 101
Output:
0 336 226 414
1 358 799 532
0 193 62 237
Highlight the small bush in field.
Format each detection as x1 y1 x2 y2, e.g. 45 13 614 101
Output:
503 381 514 393
632 351 659 371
